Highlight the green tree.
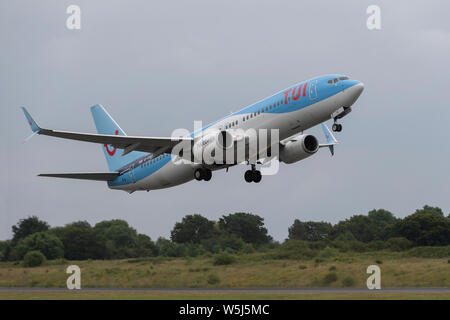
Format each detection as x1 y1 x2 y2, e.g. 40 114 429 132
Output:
288 220 333 241
135 234 158 257
332 215 377 242
156 237 187 257
171 214 218 244
12 216 50 244
50 221 106 260
218 213 272 246
94 220 139 248
368 209 397 228
394 206 450 246
0 240 12 261
16 232 64 260
23 250 46 267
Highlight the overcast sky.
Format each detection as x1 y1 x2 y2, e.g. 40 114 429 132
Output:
1 0 449 241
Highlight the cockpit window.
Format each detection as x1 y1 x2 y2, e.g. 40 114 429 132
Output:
328 76 349 84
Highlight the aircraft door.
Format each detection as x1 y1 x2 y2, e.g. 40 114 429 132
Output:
309 80 318 100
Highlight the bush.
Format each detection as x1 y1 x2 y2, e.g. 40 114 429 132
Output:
213 252 236 266
342 276 355 287
23 250 46 267
367 240 386 251
240 243 255 254
207 274 221 285
386 237 413 251
329 266 337 271
406 246 450 258
322 272 338 285
16 232 64 260
267 240 317 260
318 247 339 259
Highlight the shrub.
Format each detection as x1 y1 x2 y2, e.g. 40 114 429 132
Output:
241 243 255 254
207 274 221 285
347 241 367 252
386 237 413 251
367 240 386 251
213 252 236 266
16 232 64 260
299 265 307 270
375 259 383 264
322 272 338 285
318 247 339 259
406 246 450 258
329 266 337 271
268 240 317 260
23 250 46 267
342 276 355 287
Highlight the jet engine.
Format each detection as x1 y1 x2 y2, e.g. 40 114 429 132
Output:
279 134 319 164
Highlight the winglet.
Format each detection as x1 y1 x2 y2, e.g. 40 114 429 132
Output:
21 107 41 133
320 123 338 156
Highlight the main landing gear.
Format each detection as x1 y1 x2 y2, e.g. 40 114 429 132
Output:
244 164 262 183
194 168 212 181
332 122 343 132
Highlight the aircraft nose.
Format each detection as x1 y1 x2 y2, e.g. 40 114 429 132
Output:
354 82 364 96
348 81 364 100
341 81 364 107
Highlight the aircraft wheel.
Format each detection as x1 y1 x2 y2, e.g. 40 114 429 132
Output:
203 169 212 181
253 170 262 183
332 123 342 132
332 123 338 132
244 170 254 183
194 168 203 181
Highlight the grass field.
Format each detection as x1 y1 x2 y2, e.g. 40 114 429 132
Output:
0 290 449 300
0 250 448 290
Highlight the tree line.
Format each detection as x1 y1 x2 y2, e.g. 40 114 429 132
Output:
0 205 449 264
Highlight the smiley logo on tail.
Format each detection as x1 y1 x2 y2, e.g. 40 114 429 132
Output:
104 130 119 156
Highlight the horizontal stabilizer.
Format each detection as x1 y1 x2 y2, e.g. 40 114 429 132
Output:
319 123 338 156
38 172 120 181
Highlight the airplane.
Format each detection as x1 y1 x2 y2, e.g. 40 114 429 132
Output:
22 74 364 192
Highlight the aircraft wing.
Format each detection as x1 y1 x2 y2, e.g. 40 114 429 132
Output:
21 107 192 156
38 172 119 181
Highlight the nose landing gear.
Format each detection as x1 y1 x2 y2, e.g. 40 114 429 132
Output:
332 122 342 132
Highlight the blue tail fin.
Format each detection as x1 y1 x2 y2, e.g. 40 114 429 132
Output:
90 104 145 171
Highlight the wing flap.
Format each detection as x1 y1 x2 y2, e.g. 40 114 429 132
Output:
38 172 120 181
